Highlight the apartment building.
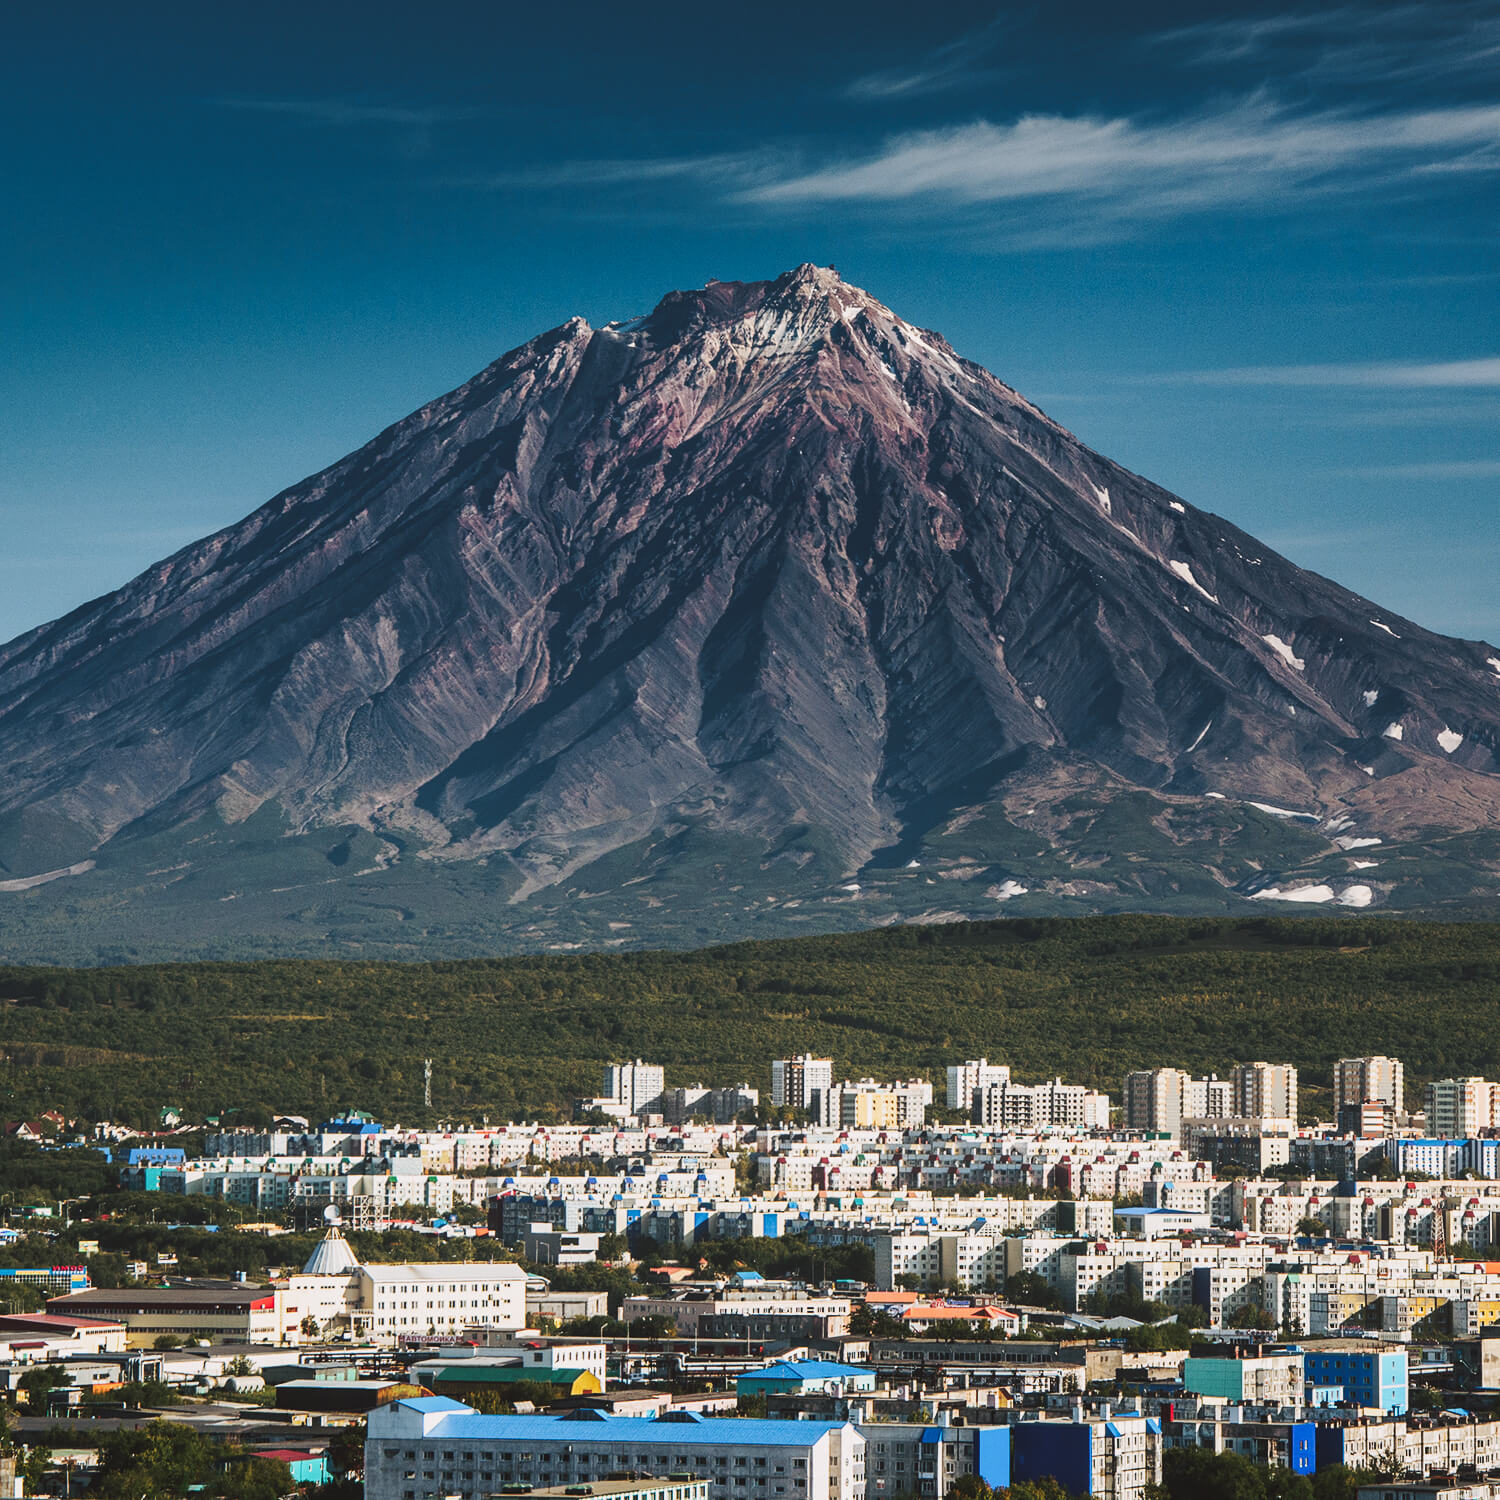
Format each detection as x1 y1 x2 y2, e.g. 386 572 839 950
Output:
1335 1056 1406 1115
1123 1070 1232 1136
821 1080 930 1130
365 1400 866 1500
1233 1063 1299 1126
1426 1078 1500 1138
946 1059 1010 1114
772 1057 834 1117
974 1079 1110 1131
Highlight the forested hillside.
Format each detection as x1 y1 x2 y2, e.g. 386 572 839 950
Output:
2 916 1497 1126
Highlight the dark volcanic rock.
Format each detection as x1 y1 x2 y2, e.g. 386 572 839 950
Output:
1 265 1498 937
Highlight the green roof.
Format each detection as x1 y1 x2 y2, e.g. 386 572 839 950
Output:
432 1366 593 1386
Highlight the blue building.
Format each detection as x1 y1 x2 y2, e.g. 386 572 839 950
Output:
1010 1413 1162 1497
1302 1345 1407 1414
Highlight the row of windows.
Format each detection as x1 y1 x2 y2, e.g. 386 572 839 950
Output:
393 1450 808 1470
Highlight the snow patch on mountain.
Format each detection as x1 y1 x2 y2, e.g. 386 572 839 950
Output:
1338 884 1375 907
1363 690 1380 707
1248 801 1319 822
1384 722 1405 741
1169 501 1186 514
1336 835 1382 850
1370 620 1399 638
1186 721 1212 753
1438 728 1464 753
1262 634 1306 672
1169 560 1218 603
1090 482 1111 515
1251 883 1337 904
989 879 1029 901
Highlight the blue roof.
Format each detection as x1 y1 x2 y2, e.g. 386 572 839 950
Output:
743 1361 869 1380
414 1409 851 1446
396 1397 474 1414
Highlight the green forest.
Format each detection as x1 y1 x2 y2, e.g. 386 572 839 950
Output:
1 914 1497 1126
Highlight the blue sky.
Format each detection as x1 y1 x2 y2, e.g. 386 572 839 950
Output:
3 0 1497 645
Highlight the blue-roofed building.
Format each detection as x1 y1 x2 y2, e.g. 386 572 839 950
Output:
125 1146 187 1167
737 1360 876 1396
365 1399 865 1500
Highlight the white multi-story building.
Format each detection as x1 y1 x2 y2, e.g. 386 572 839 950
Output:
975 1079 1110 1131
1123 1070 1232 1135
821 1079 930 1130
365 1399 866 1500
1426 1078 1500 1138
1233 1063 1298 1126
772 1056 834 1116
603 1061 667 1119
946 1059 1010 1113
1334 1056 1405 1115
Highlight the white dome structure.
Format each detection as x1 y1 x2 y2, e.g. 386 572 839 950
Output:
302 1225 360 1277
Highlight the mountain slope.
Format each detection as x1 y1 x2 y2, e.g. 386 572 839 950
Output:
2 264 1498 958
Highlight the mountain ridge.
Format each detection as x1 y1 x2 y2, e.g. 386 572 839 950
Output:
2 264 1498 958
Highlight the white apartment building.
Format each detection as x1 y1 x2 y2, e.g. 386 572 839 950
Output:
947 1059 1010 1113
1335 1056 1406 1114
1122 1069 1233 1135
975 1079 1110 1131
1426 1078 1500 1138
365 1400 866 1500
604 1061 667 1118
772 1056 834 1116
1233 1063 1298 1126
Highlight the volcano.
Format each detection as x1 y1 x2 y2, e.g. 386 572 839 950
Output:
2 264 1498 959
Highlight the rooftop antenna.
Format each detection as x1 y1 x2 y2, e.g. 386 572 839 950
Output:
424 1059 433 1111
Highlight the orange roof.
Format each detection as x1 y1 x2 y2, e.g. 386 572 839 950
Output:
865 1291 921 1305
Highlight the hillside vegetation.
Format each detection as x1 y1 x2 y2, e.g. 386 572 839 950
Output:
2 915 1497 1126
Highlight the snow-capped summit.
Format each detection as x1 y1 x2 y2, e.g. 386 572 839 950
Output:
0 266 1497 955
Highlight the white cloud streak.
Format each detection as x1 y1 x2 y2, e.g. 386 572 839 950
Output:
1340 459 1500 478
1161 3 1500 87
734 98 1500 217
1160 357 1500 388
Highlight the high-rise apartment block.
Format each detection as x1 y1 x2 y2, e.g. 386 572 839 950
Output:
1425 1077 1500 1138
1233 1062 1298 1126
946 1058 1010 1112
771 1055 833 1117
1334 1056 1405 1115
602 1060 665 1118
1123 1069 1233 1136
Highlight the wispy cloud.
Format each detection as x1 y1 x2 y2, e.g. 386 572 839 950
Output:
843 21 1009 102
1160 3 1500 88
734 98 1500 223
1339 459 1500 478
451 151 779 191
1158 357 1500 388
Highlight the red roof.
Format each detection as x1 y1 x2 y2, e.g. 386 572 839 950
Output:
0 1313 124 1333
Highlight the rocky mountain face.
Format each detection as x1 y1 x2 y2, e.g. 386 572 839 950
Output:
2 264 1498 959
